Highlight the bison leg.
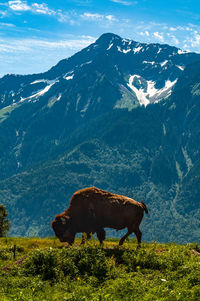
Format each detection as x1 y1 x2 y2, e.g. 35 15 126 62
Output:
97 229 106 245
134 227 142 246
119 229 132 246
80 232 91 245
67 235 75 246
119 226 142 246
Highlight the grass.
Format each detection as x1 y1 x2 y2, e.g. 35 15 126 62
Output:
0 104 20 123
0 237 200 300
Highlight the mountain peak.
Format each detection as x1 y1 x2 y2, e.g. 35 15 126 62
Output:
96 33 121 44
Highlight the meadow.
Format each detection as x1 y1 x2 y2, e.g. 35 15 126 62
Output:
0 237 200 300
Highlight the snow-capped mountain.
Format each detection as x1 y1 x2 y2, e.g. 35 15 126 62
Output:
1 33 200 242
0 33 199 116
0 32 200 178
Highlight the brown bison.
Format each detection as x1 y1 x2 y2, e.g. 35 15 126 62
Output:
51 187 148 246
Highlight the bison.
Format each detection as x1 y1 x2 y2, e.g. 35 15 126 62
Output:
51 187 148 246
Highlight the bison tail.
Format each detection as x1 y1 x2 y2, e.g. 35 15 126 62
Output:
141 202 149 214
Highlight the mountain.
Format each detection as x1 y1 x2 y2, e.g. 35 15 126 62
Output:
0 33 200 242
1 33 199 110
1 33 200 179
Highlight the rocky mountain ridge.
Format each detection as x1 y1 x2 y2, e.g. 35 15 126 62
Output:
1 33 199 111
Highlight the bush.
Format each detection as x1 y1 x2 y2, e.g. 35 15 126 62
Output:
0 204 10 237
23 248 59 280
23 246 108 282
0 248 10 260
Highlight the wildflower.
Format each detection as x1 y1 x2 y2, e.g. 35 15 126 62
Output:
161 278 167 282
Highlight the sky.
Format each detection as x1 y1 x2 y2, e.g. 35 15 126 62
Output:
0 0 200 76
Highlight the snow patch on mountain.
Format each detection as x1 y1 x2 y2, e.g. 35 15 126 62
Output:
178 49 190 54
133 46 143 54
20 80 58 103
122 38 129 44
143 61 156 65
176 65 184 71
64 74 74 80
117 46 131 53
116 43 144 55
80 61 92 67
127 75 177 106
30 79 57 85
123 48 131 54
153 79 178 102
161 60 168 67
81 98 91 116
127 75 150 107
57 93 62 101
117 46 122 52
107 43 113 50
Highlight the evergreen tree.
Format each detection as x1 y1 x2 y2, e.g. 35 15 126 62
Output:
0 204 10 237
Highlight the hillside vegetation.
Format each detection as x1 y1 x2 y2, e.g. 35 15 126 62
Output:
0 237 200 300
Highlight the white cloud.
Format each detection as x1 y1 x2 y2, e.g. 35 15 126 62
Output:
170 27 177 31
180 27 200 51
0 35 96 75
0 22 15 27
188 31 200 47
32 3 56 16
0 40 29 52
81 12 117 22
28 38 95 49
139 31 149 37
172 36 179 45
0 9 8 18
153 32 164 42
106 14 118 21
57 11 70 23
0 36 96 53
81 12 104 20
8 0 56 15
6 1 118 25
8 0 30 11
110 0 134 5
167 33 180 45
8 1 57 16
132 22 200 53
7 1 76 24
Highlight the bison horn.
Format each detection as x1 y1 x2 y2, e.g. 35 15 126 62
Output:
60 217 67 224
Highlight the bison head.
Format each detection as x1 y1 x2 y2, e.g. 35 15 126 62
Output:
51 214 75 245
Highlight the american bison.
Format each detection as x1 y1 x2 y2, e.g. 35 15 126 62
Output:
51 187 148 246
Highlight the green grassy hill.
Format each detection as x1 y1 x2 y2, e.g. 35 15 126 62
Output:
0 237 200 300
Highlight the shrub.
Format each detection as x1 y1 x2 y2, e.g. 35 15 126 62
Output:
60 246 108 282
23 248 59 280
0 204 10 237
0 248 10 260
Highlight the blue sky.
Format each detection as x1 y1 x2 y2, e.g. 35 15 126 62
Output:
0 0 200 76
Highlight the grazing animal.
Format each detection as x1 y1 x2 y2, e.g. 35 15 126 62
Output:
51 187 148 246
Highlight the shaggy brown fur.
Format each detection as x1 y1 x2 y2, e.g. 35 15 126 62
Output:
51 187 148 246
